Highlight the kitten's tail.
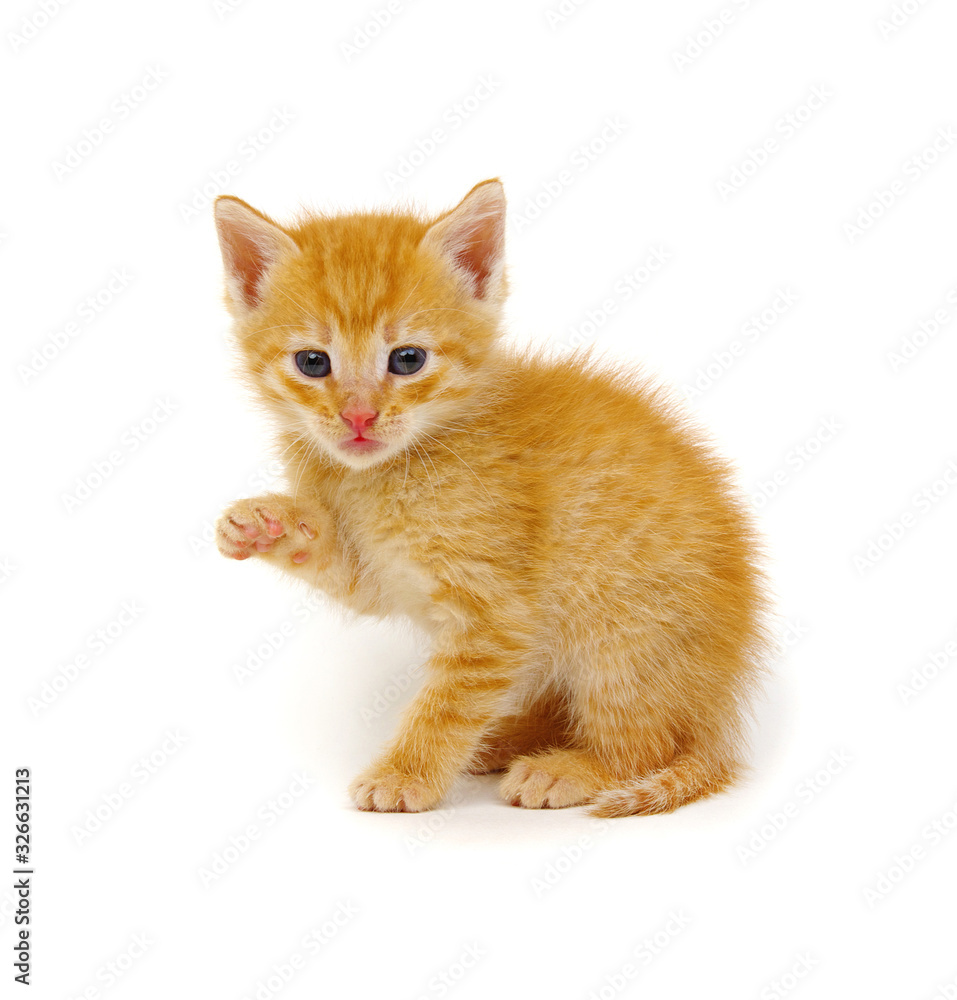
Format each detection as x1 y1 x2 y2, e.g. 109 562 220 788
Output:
589 753 737 818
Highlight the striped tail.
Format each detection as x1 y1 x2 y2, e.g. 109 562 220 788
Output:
589 753 737 818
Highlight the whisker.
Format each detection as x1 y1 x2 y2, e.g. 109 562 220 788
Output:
410 440 438 515
419 432 494 502
271 285 314 319
392 278 424 322
404 305 478 321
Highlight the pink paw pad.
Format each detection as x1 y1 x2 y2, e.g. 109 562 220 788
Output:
263 516 285 538
229 520 259 540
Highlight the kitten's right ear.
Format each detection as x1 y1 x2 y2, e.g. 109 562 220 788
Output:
214 196 299 313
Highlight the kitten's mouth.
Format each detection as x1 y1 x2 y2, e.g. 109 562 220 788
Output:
340 433 385 454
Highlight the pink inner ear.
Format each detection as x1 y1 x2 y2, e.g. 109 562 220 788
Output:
225 230 271 309
216 199 296 311
450 214 503 300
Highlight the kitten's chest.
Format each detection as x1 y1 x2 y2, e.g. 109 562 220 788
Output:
334 477 442 624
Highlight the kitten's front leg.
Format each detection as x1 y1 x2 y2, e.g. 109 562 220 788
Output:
216 493 378 612
350 632 518 812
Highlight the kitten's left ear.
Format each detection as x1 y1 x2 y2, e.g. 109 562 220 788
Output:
422 179 506 302
214 196 299 314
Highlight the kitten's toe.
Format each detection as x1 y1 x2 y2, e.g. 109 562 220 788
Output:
262 514 285 537
500 750 603 809
216 514 257 559
216 498 294 560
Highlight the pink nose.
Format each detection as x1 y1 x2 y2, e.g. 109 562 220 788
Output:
340 408 378 433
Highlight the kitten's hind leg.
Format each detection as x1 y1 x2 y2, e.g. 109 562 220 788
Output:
468 689 572 775
501 641 747 815
500 646 681 811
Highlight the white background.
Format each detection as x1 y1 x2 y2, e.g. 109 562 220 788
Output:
4 0 957 997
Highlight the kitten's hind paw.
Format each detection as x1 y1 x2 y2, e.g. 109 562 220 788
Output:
500 750 604 809
215 495 323 566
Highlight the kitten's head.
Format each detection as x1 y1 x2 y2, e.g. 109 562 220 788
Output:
214 180 507 470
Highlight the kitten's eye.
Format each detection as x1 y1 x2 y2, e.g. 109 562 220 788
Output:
388 346 427 375
295 350 331 378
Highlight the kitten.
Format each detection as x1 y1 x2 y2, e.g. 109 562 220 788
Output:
213 179 770 817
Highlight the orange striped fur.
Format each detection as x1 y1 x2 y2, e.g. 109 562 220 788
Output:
214 180 771 817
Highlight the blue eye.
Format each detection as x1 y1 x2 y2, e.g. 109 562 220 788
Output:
295 350 331 377
388 346 427 375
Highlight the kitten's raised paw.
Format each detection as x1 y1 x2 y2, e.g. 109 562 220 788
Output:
500 750 604 809
349 766 442 813
216 495 320 566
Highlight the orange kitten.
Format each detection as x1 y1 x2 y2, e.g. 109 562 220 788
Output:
213 180 770 817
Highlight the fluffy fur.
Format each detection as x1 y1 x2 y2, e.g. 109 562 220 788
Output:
213 179 770 817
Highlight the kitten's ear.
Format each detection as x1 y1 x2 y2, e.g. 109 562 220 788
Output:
214 196 299 313
422 179 506 301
